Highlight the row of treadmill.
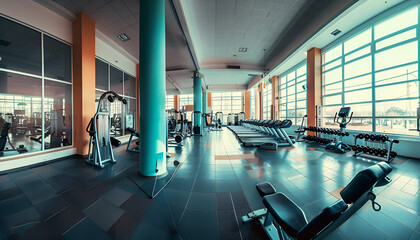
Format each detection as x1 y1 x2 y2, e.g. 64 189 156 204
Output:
227 119 295 150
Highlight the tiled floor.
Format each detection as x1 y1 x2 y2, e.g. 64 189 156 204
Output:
0 129 419 240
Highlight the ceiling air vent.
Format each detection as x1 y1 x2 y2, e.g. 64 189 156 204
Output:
331 29 341 36
239 47 248 52
117 33 131 42
227 65 241 69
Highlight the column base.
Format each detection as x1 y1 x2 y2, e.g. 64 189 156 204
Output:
138 169 168 179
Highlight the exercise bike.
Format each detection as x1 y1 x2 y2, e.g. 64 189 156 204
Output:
325 107 353 153
0 114 28 154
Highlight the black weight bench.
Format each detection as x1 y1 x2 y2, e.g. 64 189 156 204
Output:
242 162 392 239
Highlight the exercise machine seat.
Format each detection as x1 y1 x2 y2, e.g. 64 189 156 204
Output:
256 182 276 196
297 200 348 239
263 193 308 237
340 162 392 204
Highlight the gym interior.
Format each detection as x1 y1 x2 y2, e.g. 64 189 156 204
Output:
0 0 419 239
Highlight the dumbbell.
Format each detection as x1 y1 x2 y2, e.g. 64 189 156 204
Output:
379 148 387 157
351 145 358 151
390 151 397 158
369 134 376 141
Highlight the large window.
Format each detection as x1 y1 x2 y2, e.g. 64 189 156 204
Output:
0 16 72 158
179 94 193 109
250 88 255 119
279 63 307 124
166 95 174 110
263 83 272 119
95 58 136 136
211 92 243 124
321 5 419 136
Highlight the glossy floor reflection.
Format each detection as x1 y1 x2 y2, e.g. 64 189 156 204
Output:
0 129 419 240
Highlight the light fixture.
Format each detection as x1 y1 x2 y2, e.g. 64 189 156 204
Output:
117 33 131 42
239 47 248 52
331 29 341 36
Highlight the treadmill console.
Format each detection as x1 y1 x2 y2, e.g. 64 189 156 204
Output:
338 107 351 118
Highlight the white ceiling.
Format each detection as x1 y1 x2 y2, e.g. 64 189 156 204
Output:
41 0 364 93
179 0 308 69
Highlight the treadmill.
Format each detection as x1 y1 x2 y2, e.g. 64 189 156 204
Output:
240 120 295 147
239 120 283 147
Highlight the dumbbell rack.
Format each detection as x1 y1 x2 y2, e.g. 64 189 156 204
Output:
302 126 350 145
352 133 399 163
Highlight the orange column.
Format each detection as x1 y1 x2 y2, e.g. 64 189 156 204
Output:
73 13 96 156
136 64 140 130
244 91 250 119
174 95 179 111
271 76 279 120
207 92 212 108
307 47 322 134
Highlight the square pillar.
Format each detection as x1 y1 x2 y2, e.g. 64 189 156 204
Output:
307 47 322 132
72 12 96 156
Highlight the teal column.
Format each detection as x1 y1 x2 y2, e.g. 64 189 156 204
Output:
202 91 207 115
193 73 202 129
139 0 167 177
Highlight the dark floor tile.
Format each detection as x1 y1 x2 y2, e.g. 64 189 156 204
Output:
0 180 17 191
167 178 194 191
234 207 269 240
192 179 216 193
216 171 237 181
44 204 85 235
0 186 22 202
120 193 152 221
63 187 99 209
44 174 78 193
230 191 249 209
107 212 140 240
217 209 241 240
0 194 32 218
195 171 216 180
21 222 61 240
178 209 218 240
101 187 133 207
83 199 124 232
1 206 41 229
63 217 107 240
130 221 180 240
35 195 71 220
216 192 233 210
187 192 216 210
216 180 242 192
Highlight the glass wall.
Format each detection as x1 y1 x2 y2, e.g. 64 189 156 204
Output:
179 94 193 109
263 83 272 119
250 88 255 119
321 5 419 135
95 57 137 136
279 63 307 124
0 16 72 157
211 92 243 124
166 95 174 110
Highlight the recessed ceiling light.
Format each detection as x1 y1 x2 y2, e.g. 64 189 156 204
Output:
239 47 248 52
331 29 341 36
117 33 131 42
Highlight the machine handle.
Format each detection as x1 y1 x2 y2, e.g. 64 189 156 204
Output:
346 112 353 124
333 112 338 123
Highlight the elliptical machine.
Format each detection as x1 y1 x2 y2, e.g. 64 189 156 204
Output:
325 107 353 153
86 91 127 168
